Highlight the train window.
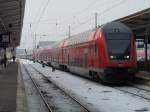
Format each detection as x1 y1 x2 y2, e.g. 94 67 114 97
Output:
84 53 88 67
94 44 97 54
105 33 131 60
137 44 144 48
88 45 91 54
67 54 69 64
105 33 131 40
136 39 144 49
88 45 92 56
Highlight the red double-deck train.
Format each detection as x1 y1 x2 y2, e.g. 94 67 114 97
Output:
33 22 137 83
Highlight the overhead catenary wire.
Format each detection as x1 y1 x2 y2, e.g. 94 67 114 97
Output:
30 0 51 47
32 0 44 24
65 0 122 31
26 0 126 27
27 0 51 48
28 0 116 25
56 0 127 38
98 0 126 16
33 0 51 32
69 0 127 31
30 0 127 41
57 0 100 24
71 17 93 30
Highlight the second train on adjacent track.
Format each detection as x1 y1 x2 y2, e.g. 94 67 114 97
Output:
33 22 137 83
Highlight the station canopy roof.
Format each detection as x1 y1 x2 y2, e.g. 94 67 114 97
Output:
0 0 25 47
115 8 150 40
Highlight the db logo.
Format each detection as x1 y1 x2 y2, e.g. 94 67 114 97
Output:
118 63 123 67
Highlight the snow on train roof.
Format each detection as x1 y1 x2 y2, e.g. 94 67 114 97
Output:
63 29 96 47
51 41 62 48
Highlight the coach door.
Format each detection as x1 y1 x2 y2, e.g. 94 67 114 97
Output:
68 53 69 65
84 48 88 67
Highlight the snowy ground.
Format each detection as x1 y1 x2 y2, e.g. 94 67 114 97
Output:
25 64 86 112
114 85 150 100
20 63 49 112
21 60 150 112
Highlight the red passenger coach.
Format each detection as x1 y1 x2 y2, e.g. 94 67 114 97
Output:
34 22 137 83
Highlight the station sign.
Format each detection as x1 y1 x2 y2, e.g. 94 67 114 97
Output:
0 32 10 48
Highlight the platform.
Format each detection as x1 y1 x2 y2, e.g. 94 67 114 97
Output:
0 62 27 112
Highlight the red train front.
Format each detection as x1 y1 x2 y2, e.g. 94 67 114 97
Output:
34 22 137 83
95 22 137 83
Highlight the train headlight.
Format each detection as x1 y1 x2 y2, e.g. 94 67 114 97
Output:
124 56 130 59
110 56 115 59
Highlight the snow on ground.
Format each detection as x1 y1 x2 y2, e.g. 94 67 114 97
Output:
26 65 85 112
21 60 150 112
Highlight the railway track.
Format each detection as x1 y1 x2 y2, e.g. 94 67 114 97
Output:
23 63 90 112
114 83 150 100
128 82 150 92
30 60 150 102
42 63 150 101
23 64 53 112
21 60 150 112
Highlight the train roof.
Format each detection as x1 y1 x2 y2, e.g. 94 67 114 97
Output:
101 22 132 34
63 29 96 47
50 22 132 49
62 22 132 47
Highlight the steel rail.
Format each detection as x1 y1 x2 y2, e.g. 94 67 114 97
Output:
29 64 90 112
127 82 150 93
114 85 150 100
30 61 150 102
22 64 53 112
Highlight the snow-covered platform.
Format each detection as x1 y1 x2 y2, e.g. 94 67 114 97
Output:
22 60 150 112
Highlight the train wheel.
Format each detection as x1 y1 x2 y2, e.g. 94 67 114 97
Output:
89 71 99 81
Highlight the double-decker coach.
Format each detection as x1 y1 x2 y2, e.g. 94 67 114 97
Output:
35 22 137 83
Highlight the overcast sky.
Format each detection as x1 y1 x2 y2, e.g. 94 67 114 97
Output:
20 0 150 49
